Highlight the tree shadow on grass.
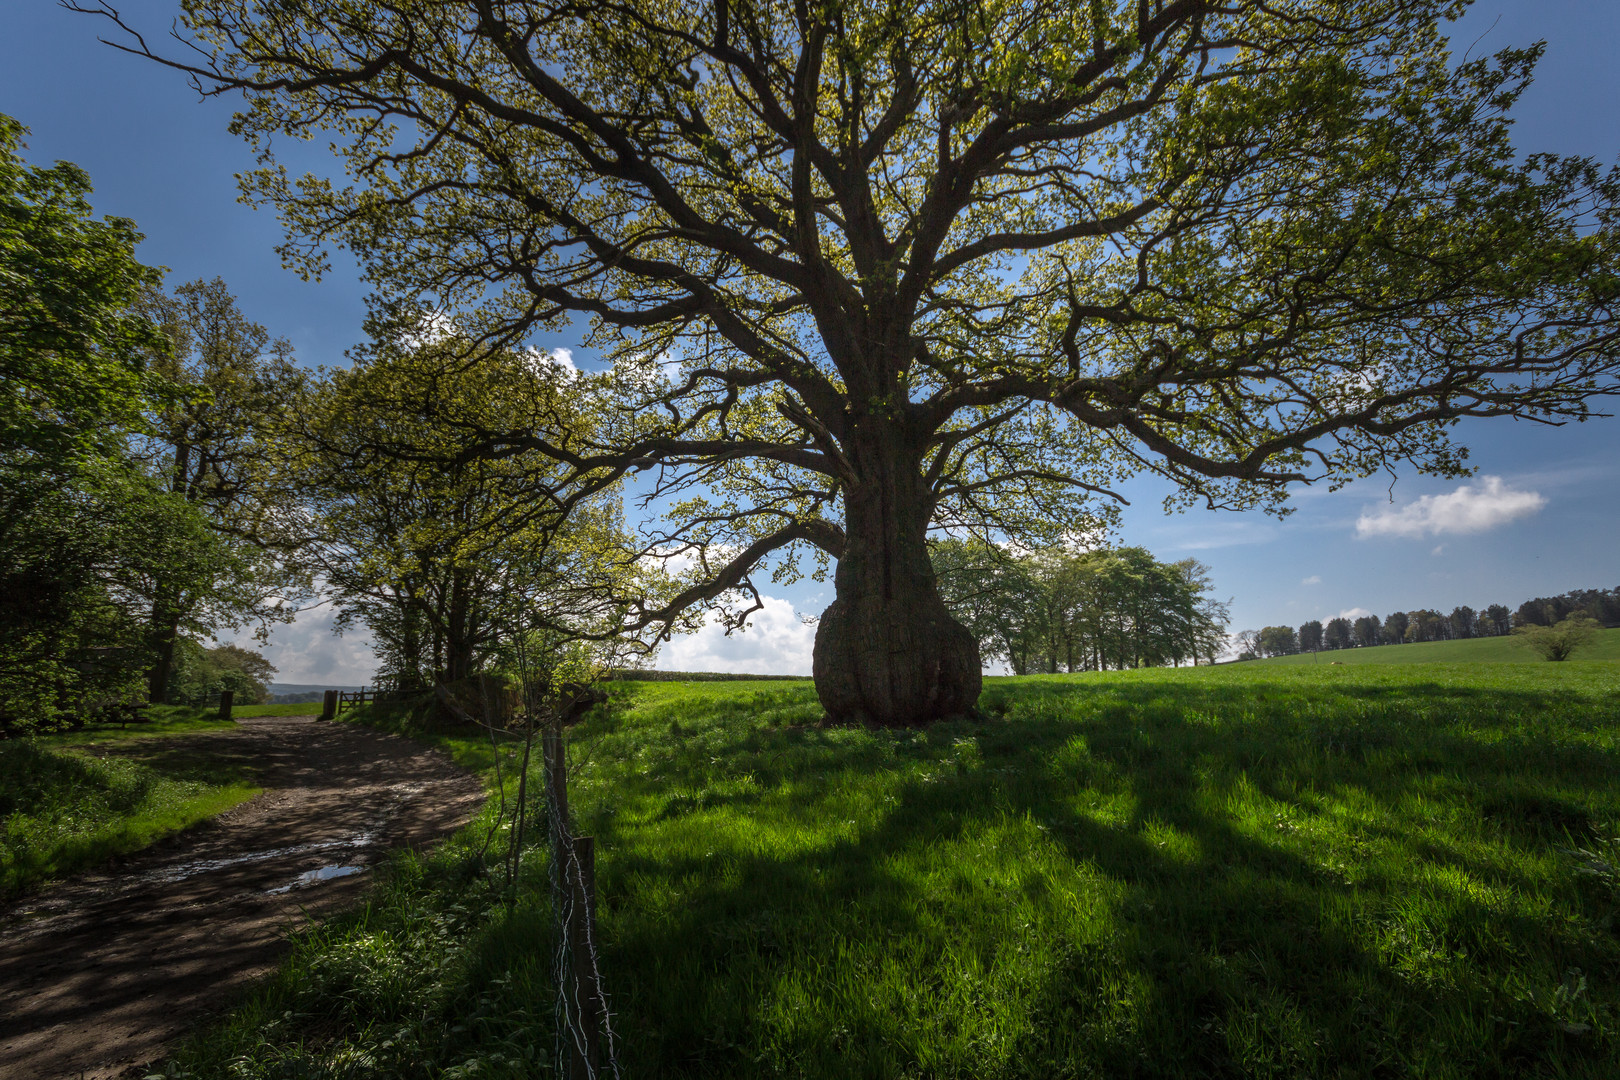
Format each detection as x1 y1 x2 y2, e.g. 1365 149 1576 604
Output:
567 673 1620 1079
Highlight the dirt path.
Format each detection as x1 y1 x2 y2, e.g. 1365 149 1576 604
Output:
0 715 485 1080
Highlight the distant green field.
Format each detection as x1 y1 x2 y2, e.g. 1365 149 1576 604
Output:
1254 625 1620 665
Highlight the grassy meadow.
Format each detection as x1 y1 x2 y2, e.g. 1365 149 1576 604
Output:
155 661 1620 1079
0 729 261 900
1254 626 1620 666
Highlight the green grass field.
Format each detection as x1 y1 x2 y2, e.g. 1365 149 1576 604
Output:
0 733 260 899
156 662 1620 1079
1254 626 1620 665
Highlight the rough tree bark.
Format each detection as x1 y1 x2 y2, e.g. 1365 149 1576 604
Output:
811 434 980 726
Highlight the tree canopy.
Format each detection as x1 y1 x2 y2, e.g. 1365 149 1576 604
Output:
84 0 1620 723
0 113 168 469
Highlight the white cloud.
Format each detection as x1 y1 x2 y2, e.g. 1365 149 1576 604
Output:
1355 476 1545 539
219 606 376 687
548 347 578 374
654 593 816 675
1431 544 1445 556
1301 575 1322 586
1328 607 1371 622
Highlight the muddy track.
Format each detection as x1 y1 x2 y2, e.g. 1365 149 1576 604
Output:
0 715 485 1080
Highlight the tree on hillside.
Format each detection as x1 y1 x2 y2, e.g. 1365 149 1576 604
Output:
1324 617 1353 651
1352 614 1382 648
930 539 1046 674
1233 630 1262 662
166 640 277 705
1259 625 1299 658
136 278 312 700
932 541 1226 672
1299 620 1324 653
1407 608 1448 642
1513 615 1602 662
1383 610 1409 645
1482 604 1512 636
1448 605 1477 640
86 0 1620 724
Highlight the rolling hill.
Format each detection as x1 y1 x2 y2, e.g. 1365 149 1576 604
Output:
1251 625 1620 665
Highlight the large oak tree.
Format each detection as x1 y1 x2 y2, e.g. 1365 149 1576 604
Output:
86 0 1620 724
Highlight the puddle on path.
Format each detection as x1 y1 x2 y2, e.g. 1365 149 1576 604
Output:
265 865 364 894
136 832 377 886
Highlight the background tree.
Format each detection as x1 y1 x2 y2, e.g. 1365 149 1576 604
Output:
933 541 1227 672
1299 620 1324 653
1448 605 1477 640
930 539 1046 674
1258 625 1300 658
1352 614 1382 648
1324 618 1353 651
1383 610 1409 645
1233 630 1262 662
0 113 224 729
297 339 656 688
1513 615 1602 662
87 0 1620 724
165 640 277 705
136 277 311 700
1482 604 1513 636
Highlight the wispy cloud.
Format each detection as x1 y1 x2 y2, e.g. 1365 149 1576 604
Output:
1355 476 1545 539
1301 575 1322 586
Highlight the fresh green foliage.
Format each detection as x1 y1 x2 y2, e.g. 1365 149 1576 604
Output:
159 664 1620 1078
936 540 1231 673
295 340 660 687
1255 626 1620 666
0 112 168 465
0 114 250 731
136 276 311 702
164 639 278 706
1516 616 1607 662
0 737 259 899
0 458 224 732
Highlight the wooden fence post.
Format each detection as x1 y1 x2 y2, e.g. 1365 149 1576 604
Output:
320 689 338 720
567 834 603 1080
217 690 234 720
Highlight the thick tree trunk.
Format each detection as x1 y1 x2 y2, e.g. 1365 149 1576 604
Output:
445 569 476 683
812 460 980 726
145 600 181 704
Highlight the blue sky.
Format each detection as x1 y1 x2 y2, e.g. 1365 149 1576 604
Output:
5 2 1616 682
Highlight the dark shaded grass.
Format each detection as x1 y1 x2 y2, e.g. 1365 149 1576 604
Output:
0 738 259 899
157 664 1620 1079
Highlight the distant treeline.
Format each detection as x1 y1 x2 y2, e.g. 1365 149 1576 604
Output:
1240 586 1620 658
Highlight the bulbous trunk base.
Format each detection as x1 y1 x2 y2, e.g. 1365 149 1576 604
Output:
812 590 982 727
